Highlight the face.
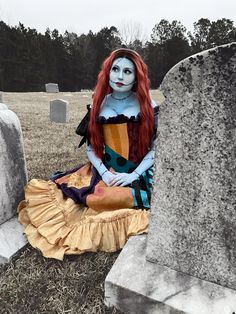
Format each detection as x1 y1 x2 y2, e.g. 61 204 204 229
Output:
109 57 136 92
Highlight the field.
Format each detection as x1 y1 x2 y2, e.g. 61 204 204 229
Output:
0 90 164 314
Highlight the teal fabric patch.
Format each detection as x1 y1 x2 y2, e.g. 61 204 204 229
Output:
104 144 154 209
104 144 137 173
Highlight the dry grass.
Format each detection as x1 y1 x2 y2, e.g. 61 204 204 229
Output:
0 90 164 314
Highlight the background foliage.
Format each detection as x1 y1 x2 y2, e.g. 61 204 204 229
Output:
0 18 235 91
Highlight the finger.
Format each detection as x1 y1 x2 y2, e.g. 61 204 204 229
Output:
112 179 125 186
110 180 122 186
109 175 124 184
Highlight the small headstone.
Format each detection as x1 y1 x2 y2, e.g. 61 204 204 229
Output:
50 99 69 123
45 83 59 93
0 104 28 263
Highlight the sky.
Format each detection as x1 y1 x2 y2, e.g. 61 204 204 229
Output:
0 0 236 40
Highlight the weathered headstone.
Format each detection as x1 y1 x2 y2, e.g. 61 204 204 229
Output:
147 43 236 290
105 42 236 314
45 83 59 93
0 104 28 263
50 99 69 123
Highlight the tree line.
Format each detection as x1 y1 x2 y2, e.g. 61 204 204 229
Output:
0 18 235 92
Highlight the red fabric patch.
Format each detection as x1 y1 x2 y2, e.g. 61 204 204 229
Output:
127 122 141 164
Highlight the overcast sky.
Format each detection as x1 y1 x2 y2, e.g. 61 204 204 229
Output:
0 0 235 39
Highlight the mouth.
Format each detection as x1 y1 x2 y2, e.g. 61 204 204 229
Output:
115 82 124 87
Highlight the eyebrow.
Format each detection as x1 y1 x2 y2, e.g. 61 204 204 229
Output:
112 65 133 71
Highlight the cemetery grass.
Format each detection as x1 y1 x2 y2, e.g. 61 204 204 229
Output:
0 90 164 314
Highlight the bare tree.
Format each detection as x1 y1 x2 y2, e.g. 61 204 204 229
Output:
118 20 147 47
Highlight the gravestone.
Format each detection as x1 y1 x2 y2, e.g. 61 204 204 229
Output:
0 104 28 264
0 93 3 103
50 99 69 123
105 42 236 314
45 83 59 93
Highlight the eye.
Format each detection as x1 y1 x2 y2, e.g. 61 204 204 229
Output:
111 66 119 72
124 69 132 74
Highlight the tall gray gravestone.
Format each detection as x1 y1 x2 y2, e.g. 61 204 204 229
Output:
105 43 236 314
45 83 59 93
50 99 69 123
0 104 27 264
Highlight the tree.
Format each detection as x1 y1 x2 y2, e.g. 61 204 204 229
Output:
151 19 187 45
188 18 212 52
118 21 147 48
146 19 191 88
77 27 121 89
208 18 236 46
189 18 236 53
62 31 83 91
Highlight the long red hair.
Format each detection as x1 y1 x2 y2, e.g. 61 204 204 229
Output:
89 48 154 161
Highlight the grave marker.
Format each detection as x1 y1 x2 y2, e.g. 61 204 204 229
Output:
45 83 59 93
105 42 236 314
0 104 28 263
50 99 69 123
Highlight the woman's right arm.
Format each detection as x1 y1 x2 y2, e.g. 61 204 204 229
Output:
86 144 116 185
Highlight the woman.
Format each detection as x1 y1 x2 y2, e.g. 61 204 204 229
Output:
18 48 159 260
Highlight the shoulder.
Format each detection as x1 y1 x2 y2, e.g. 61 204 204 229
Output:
99 94 112 111
101 94 114 109
101 94 110 106
99 94 115 118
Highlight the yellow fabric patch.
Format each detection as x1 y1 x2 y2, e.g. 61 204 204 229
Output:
67 172 91 189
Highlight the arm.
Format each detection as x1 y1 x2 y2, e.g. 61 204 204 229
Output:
133 141 156 174
109 140 156 187
86 144 117 185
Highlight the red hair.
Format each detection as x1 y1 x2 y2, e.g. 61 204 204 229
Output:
89 48 154 161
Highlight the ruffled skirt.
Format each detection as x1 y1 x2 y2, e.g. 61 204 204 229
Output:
18 174 149 260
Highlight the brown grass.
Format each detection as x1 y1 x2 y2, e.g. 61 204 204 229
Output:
0 90 164 314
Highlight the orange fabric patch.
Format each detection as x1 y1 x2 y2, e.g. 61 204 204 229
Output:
87 181 134 211
103 124 129 159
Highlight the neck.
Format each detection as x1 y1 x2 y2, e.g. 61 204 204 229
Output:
111 91 133 100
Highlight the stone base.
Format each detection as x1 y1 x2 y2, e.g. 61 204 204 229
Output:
0 216 27 264
105 235 236 314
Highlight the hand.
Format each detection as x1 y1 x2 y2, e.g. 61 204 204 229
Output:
102 171 118 186
109 172 139 187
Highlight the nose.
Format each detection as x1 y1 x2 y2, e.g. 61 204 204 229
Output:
118 70 123 80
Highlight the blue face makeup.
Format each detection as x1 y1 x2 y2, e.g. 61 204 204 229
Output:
109 57 136 93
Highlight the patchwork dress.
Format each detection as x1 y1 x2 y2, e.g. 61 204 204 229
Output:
18 108 158 260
